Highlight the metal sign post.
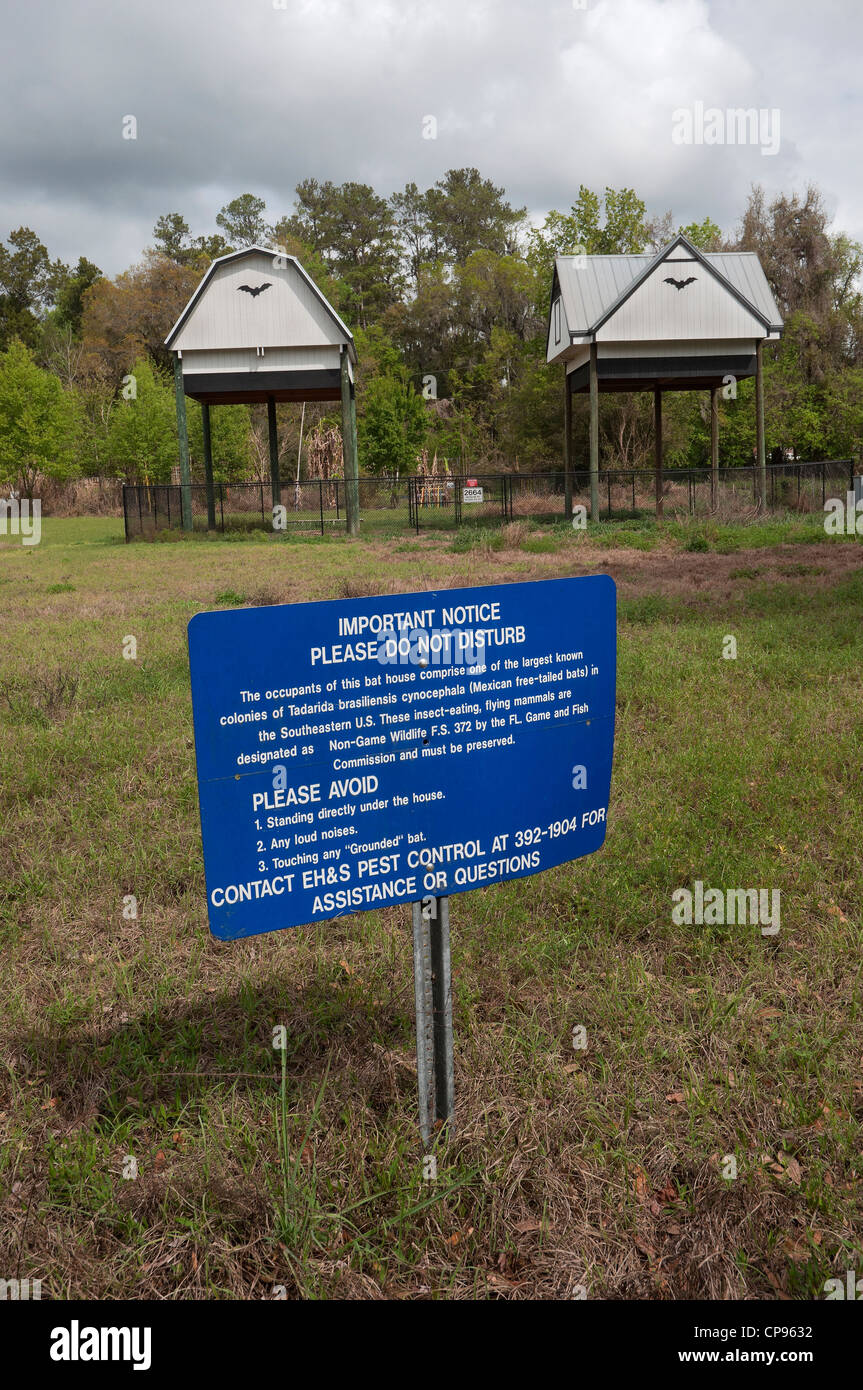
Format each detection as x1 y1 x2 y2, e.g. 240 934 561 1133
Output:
412 896 454 1146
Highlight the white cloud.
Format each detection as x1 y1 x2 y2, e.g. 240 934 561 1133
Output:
0 0 859 273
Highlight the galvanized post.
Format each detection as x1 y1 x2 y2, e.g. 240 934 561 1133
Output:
411 897 454 1147
319 479 324 535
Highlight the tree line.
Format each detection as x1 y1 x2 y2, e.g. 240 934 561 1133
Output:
1 173 861 497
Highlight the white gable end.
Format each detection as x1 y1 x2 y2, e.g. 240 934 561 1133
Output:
171 252 345 353
596 256 765 344
546 292 569 362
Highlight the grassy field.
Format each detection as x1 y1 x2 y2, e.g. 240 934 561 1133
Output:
1 513 861 1300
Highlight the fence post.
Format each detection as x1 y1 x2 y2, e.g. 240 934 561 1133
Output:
219 483 224 531
631 473 635 515
319 479 324 535
822 463 826 508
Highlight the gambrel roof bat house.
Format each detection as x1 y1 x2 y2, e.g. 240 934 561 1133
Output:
164 246 360 534
547 233 784 519
165 245 357 404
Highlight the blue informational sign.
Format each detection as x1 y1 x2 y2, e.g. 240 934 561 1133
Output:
188 576 616 941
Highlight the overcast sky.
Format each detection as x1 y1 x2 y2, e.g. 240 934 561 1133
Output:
1 0 860 275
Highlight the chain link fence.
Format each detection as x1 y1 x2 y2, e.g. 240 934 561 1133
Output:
123 460 858 539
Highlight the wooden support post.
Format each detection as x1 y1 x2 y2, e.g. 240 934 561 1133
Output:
201 403 216 531
340 347 359 536
654 389 663 518
172 354 192 532
267 396 280 517
710 386 719 512
589 342 599 522
755 340 766 509
563 369 572 520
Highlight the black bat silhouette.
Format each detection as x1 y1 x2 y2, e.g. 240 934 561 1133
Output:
664 276 697 290
237 282 272 297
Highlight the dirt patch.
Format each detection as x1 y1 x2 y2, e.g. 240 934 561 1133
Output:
508 542 863 604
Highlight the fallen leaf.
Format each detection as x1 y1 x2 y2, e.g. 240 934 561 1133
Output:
755 1007 783 1020
779 1154 802 1185
634 1236 658 1264
631 1167 650 1198
513 1219 543 1234
153 1150 166 1171
665 1092 685 1104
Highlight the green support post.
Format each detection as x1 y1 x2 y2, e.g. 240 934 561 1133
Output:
710 386 719 512
267 396 280 517
201 402 216 531
172 353 193 532
589 341 600 522
563 369 573 521
654 389 663 518
755 340 766 510
340 347 359 536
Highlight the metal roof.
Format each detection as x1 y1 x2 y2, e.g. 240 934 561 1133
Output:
553 234 783 338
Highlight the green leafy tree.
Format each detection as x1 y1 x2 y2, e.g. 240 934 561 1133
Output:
216 194 272 248
678 217 724 251
527 185 650 313
106 357 177 483
187 403 254 482
153 214 195 265
424 168 526 266
0 227 68 350
359 369 427 475
0 339 79 496
283 180 403 327
52 257 103 336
